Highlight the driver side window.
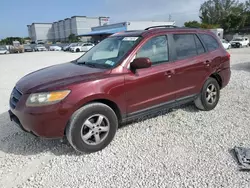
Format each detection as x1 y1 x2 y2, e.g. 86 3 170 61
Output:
136 35 169 65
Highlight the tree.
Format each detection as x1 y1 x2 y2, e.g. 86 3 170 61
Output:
184 21 201 28
0 37 24 45
68 34 80 43
184 20 219 29
199 0 247 32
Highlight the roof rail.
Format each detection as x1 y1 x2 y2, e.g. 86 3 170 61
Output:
145 25 179 30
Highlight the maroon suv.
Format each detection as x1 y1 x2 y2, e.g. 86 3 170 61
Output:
9 26 231 153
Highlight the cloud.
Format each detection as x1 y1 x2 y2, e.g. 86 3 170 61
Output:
102 0 204 25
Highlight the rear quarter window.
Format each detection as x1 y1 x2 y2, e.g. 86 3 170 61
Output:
200 34 219 52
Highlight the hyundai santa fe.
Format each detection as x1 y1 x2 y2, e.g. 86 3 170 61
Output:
9 26 231 153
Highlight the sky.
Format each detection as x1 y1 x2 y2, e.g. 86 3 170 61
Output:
0 0 207 39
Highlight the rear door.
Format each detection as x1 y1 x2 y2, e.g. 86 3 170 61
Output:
170 33 212 99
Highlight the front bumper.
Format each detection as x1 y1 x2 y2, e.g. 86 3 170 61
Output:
9 92 74 138
230 43 241 48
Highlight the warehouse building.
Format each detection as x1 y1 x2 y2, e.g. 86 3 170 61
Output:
78 21 176 42
27 16 109 43
27 23 54 43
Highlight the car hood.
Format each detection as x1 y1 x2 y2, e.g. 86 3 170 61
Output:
0 50 7 53
16 62 111 93
230 41 242 43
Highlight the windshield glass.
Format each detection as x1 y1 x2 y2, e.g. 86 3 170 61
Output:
70 43 78 47
233 38 243 41
24 45 31 48
0 46 6 50
76 36 142 68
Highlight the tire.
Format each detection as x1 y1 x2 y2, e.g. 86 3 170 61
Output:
76 48 80 52
66 103 118 153
194 77 220 111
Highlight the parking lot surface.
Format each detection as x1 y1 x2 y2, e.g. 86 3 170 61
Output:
0 50 250 188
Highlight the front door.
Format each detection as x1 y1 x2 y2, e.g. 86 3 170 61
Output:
124 35 176 115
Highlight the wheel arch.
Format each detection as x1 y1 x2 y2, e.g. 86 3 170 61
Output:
86 99 122 123
209 72 222 89
64 97 123 135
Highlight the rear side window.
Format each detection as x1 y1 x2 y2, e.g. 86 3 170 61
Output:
200 34 219 52
173 34 197 60
194 35 205 55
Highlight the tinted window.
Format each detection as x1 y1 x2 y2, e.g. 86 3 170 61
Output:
136 35 169 65
200 34 219 52
194 35 205 55
173 34 197 60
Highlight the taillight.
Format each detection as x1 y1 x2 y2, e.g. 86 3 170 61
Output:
224 51 230 61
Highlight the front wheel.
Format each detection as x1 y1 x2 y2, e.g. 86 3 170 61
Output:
194 77 220 111
66 103 118 153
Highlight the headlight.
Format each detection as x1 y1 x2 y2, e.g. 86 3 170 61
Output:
26 90 71 106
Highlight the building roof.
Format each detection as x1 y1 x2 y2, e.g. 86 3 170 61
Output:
78 27 127 36
31 23 53 25
71 16 87 18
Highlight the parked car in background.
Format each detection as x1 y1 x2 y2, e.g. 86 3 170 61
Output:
81 43 95 52
230 37 249 48
9 26 231 153
49 45 62 51
24 44 33 52
9 41 24 53
34 44 47 51
220 39 231 49
70 43 95 52
63 43 77 51
0 45 9 54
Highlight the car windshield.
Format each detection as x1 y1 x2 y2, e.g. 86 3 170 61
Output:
37 45 44 47
76 36 142 68
233 38 243 41
70 43 78 47
0 46 6 50
24 45 31 48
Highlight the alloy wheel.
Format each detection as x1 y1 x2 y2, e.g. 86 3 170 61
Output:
206 84 217 104
80 114 110 145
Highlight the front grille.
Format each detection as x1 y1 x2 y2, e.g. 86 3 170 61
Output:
9 87 22 109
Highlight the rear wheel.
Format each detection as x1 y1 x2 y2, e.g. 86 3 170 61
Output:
194 77 220 111
76 48 80 52
66 103 118 153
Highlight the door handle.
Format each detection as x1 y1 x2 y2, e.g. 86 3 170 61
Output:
164 70 175 78
204 60 211 67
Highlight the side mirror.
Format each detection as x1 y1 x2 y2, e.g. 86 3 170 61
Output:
130 57 152 70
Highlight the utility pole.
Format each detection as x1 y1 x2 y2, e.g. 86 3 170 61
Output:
168 14 172 21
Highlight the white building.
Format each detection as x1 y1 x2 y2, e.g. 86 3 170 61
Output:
79 21 176 42
27 23 54 43
27 16 109 43
53 22 60 42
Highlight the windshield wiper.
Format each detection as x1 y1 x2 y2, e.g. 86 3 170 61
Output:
85 62 97 68
76 61 96 68
76 62 111 69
